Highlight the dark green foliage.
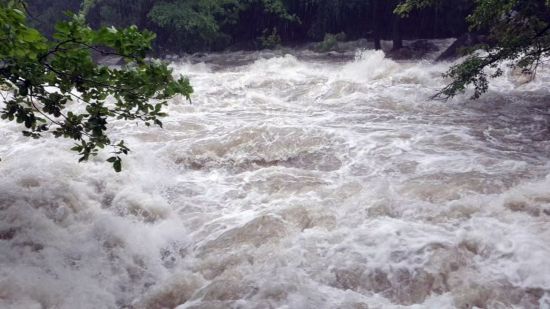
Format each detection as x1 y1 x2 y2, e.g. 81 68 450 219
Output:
23 0 82 37
85 0 296 53
315 32 346 52
297 0 369 40
74 0 471 53
259 27 282 49
146 0 228 52
0 1 193 171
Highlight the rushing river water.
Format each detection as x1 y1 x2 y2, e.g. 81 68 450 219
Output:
1 44 550 309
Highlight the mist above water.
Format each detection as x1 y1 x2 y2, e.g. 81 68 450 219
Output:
1 46 550 309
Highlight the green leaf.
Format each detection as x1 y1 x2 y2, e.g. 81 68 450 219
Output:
113 159 122 172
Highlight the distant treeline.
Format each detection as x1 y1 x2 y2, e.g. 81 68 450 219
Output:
25 0 473 54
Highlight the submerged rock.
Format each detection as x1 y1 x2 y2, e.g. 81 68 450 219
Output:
386 39 439 60
198 215 287 255
95 55 124 66
436 33 493 61
509 67 536 86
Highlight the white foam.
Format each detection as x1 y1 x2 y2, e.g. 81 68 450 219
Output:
1 47 550 308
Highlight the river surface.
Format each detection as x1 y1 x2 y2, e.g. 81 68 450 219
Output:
1 44 550 308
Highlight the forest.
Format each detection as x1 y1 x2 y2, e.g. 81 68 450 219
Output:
26 0 473 53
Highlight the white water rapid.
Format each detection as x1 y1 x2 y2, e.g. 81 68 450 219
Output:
1 45 550 309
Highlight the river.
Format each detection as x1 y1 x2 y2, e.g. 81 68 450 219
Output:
1 44 550 308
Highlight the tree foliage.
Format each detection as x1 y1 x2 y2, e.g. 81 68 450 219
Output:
0 0 193 171
84 0 296 53
398 0 550 99
75 0 471 53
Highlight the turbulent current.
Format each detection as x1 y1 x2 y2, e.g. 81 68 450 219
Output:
1 43 550 308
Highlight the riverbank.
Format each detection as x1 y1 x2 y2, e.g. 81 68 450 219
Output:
154 38 457 67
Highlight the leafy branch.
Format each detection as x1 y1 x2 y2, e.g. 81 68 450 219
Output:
0 2 193 171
